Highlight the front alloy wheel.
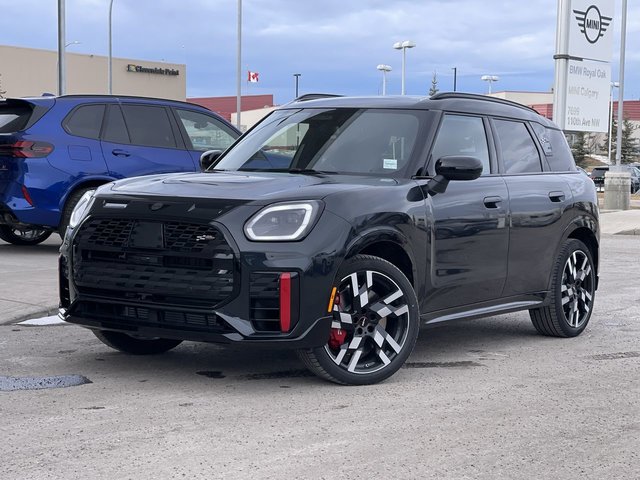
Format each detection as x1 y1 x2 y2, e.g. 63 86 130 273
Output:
530 239 595 337
298 255 419 385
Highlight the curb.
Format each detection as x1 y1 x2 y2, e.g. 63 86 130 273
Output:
1 305 59 326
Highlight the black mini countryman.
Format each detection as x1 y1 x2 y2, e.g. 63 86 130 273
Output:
59 93 599 385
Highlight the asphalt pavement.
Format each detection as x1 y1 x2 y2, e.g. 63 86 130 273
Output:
1 234 639 479
1 208 640 325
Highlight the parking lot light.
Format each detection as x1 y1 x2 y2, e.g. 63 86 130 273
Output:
481 75 499 94
376 64 392 96
393 40 415 95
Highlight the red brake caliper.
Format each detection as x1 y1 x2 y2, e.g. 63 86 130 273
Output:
328 293 347 350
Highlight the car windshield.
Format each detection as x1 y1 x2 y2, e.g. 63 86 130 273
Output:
213 108 423 176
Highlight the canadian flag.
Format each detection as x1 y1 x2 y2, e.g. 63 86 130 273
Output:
247 71 259 83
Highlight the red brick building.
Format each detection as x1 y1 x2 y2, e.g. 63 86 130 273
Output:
187 94 274 122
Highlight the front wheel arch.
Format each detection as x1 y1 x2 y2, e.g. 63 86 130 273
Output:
344 232 417 287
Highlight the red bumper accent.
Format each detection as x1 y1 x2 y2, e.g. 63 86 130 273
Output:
279 273 291 332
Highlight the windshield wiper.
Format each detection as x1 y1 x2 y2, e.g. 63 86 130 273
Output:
288 168 338 175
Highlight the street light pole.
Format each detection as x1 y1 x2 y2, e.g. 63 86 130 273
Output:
376 65 392 96
57 0 66 95
393 41 415 95
108 0 114 94
293 73 301 98
615 0 627 168
452 67 457 92
481 75 499 94
236 0 242 130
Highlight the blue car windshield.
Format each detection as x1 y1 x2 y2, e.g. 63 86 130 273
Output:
213 108 422 176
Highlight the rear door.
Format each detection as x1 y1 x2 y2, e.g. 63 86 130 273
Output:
425 113 510 311
492 118 573 296
100 103 194 178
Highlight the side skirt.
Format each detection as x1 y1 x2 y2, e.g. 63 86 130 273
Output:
421 292 549 325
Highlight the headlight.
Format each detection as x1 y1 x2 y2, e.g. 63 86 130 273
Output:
244 201 322 241
68 190 95 229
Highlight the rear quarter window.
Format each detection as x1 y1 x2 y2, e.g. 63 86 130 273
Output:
531 122 576 172
63 104 105 139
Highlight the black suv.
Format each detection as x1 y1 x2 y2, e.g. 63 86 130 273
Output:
59 93 599 385
590 165 640 193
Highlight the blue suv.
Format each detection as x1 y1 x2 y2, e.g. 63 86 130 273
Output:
0 95 240 245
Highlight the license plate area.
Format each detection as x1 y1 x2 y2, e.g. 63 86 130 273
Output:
129 221 164 249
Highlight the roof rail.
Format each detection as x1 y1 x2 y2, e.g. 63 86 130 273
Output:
292 93 343 103
55 93 198 107
430 92 538 114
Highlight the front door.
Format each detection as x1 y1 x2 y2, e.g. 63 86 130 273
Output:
424 114 510 312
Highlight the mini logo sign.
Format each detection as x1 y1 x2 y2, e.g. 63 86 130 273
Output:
127 64 180 76
573 5 612 44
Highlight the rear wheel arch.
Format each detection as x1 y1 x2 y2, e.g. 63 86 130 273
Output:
567 226 599 277
58 179 112 235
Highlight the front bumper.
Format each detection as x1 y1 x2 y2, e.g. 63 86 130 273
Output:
59 202 351 349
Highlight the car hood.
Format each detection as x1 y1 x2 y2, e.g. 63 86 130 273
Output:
108 171 400 204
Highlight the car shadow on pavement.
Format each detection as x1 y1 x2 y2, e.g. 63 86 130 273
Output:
57 313 542 386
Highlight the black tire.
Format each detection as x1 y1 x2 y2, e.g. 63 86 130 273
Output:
529 239 596 337
297 254 419 385
0 225 52 246
59 188 95 238
93 330 182 355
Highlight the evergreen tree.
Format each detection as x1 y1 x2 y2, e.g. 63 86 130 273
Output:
571 131 588 166
603 117 639 163
620 118 638 163
429 72 439 96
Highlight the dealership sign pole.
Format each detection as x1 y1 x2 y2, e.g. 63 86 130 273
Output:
552 0 614 133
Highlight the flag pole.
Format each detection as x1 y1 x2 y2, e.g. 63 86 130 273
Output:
236 0 242 130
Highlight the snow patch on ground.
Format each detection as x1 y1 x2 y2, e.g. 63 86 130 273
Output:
18 315 66 326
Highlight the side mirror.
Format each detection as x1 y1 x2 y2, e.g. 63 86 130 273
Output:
199 150 222 171
427 156 483 195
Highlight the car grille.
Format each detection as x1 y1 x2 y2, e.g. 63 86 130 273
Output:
249 272 281 332
73 300 232 334
72 218 236 308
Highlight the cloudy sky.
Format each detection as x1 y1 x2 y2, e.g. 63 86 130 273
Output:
1 0 638 104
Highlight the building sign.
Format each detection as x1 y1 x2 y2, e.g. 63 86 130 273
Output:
568 0 614 62
565 60 611 132
553 0 614 132
127 64 180 76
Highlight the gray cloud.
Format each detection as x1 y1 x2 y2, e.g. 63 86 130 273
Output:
0 0 637 102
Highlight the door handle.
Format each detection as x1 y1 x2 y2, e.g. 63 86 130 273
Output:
548 191 565 202
112 149 131 157
483 196 502 208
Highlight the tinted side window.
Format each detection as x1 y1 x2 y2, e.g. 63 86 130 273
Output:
431 115 490 175
102 105 130 144
493 119 542 174
121 105 176 148
175 109 237 152
531 122 576 172
63 105 105 139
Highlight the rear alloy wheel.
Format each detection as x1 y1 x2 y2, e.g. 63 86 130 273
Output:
93 330 182 355
298 255 419 385
530 239 595 337
0 225 52 246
